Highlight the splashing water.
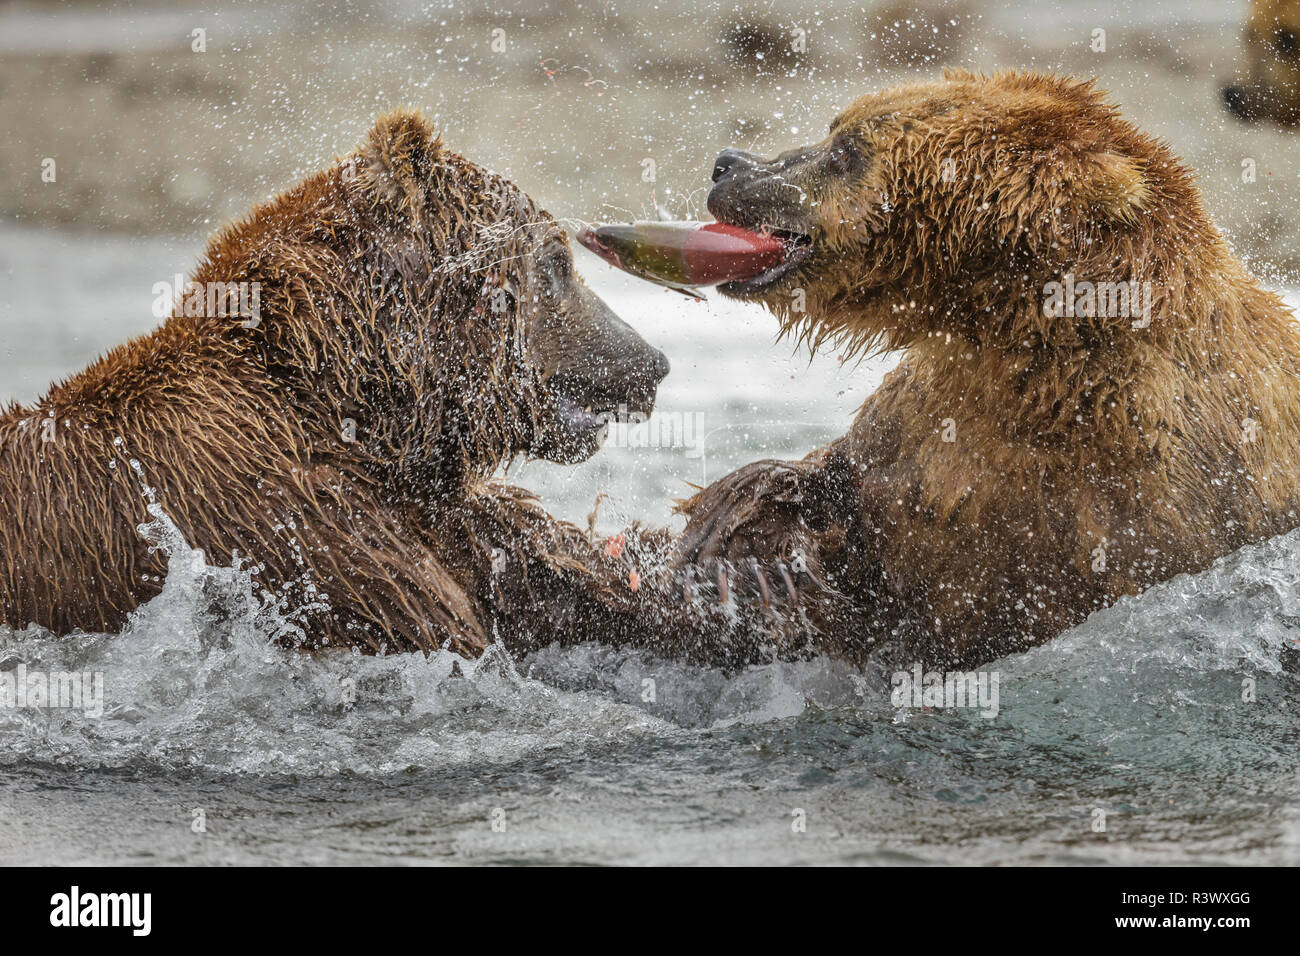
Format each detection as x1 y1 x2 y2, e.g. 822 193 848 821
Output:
1 498 1297 864
0 502 683 776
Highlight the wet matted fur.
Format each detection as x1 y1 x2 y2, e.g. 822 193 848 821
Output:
671 71 1300 668
0 111 671 657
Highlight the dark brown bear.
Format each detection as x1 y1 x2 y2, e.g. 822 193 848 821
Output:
0 110 670 656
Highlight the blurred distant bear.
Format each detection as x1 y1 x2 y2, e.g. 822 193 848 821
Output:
1223 0 1300 125
0 110 670 655
677 70 1300 668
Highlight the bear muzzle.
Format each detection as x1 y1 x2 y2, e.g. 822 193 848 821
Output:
533 302 670 464
706 148 815 296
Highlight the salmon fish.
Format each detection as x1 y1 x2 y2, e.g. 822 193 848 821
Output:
576 221 791 299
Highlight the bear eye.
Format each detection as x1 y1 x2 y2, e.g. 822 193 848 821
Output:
826 136 862 176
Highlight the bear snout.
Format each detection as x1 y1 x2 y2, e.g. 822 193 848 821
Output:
708 149 766 226
586 298 670 405
712 148 759 183
589 338 670 416
644 346 671 388
706 148 810 239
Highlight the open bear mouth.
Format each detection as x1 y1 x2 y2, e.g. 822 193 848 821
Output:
553 392 620 435
718 227 812 295
545 375 659 456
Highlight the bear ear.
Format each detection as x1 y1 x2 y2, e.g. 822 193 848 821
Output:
1077 151 1151 224
353 109 444 224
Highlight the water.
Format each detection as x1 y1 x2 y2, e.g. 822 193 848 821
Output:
2 226 1299 865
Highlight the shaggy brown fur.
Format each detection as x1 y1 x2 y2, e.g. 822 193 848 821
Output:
674 70 1300 668
1223 0 1300 125
0 110 672 656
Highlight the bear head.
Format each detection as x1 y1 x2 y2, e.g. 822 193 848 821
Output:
202 110 668 490
704 70 1209 359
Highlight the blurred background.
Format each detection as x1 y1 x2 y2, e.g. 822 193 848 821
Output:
2 0 1296 530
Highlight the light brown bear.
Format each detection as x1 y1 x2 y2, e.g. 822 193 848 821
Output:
676 70 1300 669
1223 0 1300 125
0 110 670 656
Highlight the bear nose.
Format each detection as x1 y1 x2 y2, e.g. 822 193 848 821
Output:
629 345 670 396
615 346 669 417
648 347 670 385
712 148 757 183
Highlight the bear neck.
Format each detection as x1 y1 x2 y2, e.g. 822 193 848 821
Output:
257 315 530 497
901 259 1300 466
